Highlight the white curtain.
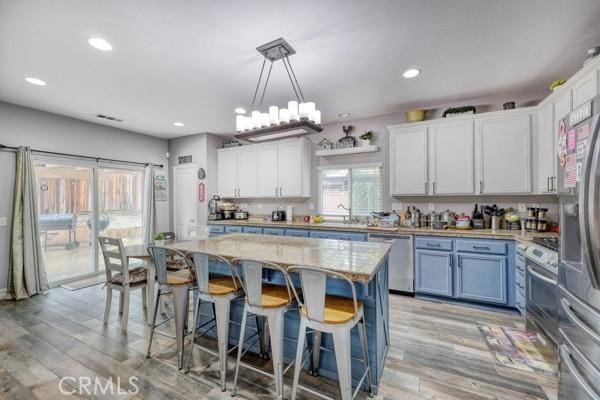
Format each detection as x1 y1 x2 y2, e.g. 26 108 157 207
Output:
142 164 156 246
7 146 49 300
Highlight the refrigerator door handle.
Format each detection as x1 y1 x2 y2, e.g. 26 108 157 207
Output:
579 114 600 289
560 298 600 346
559 343 600 399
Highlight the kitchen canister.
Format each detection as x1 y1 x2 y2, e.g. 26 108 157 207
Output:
491 216 500 230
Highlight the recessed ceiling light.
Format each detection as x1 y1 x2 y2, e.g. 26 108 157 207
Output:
173 122 184 127
25 77 46 86
234 107 246 114
88 37 113 51
403 68 421 79
338 113 351 118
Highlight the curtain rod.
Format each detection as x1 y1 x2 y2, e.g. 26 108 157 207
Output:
0 144 164 168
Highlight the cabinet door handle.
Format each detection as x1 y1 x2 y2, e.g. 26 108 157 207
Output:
426 242 441 247
424 182 428 193
275 187 278 197
552 176 556 191
279 187 282 197
479 181 483 193
433 182 436 194
473 246 490 250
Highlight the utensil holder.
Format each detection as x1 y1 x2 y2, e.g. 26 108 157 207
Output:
491 216 500 230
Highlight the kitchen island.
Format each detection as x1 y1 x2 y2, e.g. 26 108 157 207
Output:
168 233 391 393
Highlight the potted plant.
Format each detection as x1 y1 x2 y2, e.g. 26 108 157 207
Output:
154 233 166 247
359 131 374 146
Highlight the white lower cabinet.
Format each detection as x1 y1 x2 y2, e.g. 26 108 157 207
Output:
218 138 311 199
476 113 532 194
389 126 428 195
429 120 474 195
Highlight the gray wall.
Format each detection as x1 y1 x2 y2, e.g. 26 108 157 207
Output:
167 133 221 230
0 102 170 293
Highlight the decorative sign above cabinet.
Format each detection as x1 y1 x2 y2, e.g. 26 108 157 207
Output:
178 155 192 164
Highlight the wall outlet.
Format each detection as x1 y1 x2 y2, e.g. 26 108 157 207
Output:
0 217 6 227
532 203 540 209
392 202 403 211
428 203 435 211
309 202 314 210
518 203 526 213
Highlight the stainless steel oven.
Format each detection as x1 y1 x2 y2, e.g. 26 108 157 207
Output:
526 249 559 346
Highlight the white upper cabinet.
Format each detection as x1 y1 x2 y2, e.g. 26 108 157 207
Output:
389 126 428 195
218 138 311 199
236 146 257 198
277 140 305 197
476 113 532 194
429 121 474 195
537 101 555 193
572 68 599 109
255 143 279 197
217 149 238 198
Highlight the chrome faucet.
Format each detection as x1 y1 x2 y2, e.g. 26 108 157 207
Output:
337 203 353 224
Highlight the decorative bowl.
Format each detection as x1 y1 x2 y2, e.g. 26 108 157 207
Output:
405 109 427 123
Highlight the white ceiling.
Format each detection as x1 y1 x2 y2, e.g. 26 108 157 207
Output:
1 0 600 138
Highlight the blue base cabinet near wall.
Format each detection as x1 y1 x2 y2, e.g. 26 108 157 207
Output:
456 253 507 304
415 236 515 308
415 250 453 297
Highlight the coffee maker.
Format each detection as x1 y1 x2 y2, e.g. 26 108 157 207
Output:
208 195 222 220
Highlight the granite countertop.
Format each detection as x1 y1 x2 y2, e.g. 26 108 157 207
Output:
209 219 558 242
167 233 391 283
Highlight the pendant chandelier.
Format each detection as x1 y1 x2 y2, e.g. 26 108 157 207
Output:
234 37 323 142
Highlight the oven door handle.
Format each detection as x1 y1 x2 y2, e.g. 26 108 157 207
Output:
560 297 600 346
559 344 600 399
527 265 557 285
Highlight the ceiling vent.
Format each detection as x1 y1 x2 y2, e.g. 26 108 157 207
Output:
95 114 123 122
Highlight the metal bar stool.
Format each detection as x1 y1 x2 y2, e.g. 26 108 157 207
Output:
185 251 255 392
146 246 195 369
230 258 310 400
288 266 373 400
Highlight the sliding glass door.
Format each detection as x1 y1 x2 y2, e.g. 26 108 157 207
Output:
35 163 95 283
34 159 146 285
98 168 144 270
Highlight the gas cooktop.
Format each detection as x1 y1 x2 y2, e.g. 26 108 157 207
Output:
532 236 559 252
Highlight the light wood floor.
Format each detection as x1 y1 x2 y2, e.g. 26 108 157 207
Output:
0 285 557 399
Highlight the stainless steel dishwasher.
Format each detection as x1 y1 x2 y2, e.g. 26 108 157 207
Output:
369 234 414 294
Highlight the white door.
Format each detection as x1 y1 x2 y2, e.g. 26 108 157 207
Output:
572 69 598 109
389 127 428 195
538 102 555 193
174 164 197 239
277 141 303 197
256 144 279 197
236 146 257 198
217 149 237 198
477 114 532 194
430 121 474 194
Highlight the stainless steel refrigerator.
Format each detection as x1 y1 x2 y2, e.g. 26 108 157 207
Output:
557 95 600 399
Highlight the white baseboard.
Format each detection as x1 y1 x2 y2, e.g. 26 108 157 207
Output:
0 288 6 299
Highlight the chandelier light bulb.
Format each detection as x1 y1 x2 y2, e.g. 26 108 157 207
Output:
279 108 289 124
269 106 279 126
288 101 299 121
314 110 322 125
